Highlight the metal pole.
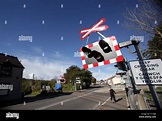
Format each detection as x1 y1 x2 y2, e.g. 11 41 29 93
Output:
132 40 143 60
126 60 138 94
97 32 106 39
125 58 140 110
75 82 77 91
86 35 89 45
132 40 162 110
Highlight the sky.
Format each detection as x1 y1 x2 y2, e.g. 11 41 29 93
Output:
0 0 149 81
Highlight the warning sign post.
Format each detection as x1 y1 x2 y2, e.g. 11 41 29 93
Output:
129 59 162 85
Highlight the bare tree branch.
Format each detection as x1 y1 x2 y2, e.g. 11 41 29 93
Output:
123 0 162 38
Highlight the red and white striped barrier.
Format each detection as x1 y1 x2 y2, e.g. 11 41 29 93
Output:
80 36 124 69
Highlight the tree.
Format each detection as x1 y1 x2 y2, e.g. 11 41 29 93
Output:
22 79 33 95
63 65 92 88
64 65 81 84
123 0 162 38
123 0 162 59
79 68 92 88
91 76 97 84
143 23 162 59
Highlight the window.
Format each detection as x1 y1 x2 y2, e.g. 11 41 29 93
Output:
0 89 9 96
1 65 12 76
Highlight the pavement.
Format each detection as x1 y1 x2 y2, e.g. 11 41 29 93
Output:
95 85 130 110
94 84 155 110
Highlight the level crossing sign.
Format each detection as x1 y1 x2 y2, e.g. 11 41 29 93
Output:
79 18 124 69
80 36 124 69
80 18 108 40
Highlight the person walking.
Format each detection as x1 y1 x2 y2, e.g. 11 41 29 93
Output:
109 86 116 103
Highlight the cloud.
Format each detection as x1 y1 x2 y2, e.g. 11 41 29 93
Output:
92 71 112 81
18 52 116 81
89 65 116 81
93 72 110 81
52 51 64 58
30 46 43 55
20 55 74 80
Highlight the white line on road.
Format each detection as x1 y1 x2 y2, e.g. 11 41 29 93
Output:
101 97 110 105
35 91 95 110
91 97 110 110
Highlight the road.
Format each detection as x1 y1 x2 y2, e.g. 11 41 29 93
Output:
0 85 127 110
1 85 161 121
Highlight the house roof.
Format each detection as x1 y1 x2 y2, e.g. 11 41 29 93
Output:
0 53 24 68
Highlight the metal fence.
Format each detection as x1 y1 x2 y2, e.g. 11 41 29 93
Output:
127 88 139 110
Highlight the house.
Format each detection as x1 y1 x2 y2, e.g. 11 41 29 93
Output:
107 72 127 86
0 53 24 102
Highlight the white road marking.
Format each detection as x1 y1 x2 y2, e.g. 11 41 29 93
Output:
35 91 94 110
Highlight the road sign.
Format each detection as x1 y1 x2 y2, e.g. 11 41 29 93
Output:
129 59 162 85
80 36 124 69
80 18 108 40
58 75 66 84
119 40 133 48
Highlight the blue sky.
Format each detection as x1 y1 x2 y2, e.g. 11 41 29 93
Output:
0 0 149 80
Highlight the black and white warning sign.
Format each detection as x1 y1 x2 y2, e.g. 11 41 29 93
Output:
129 59 162 85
